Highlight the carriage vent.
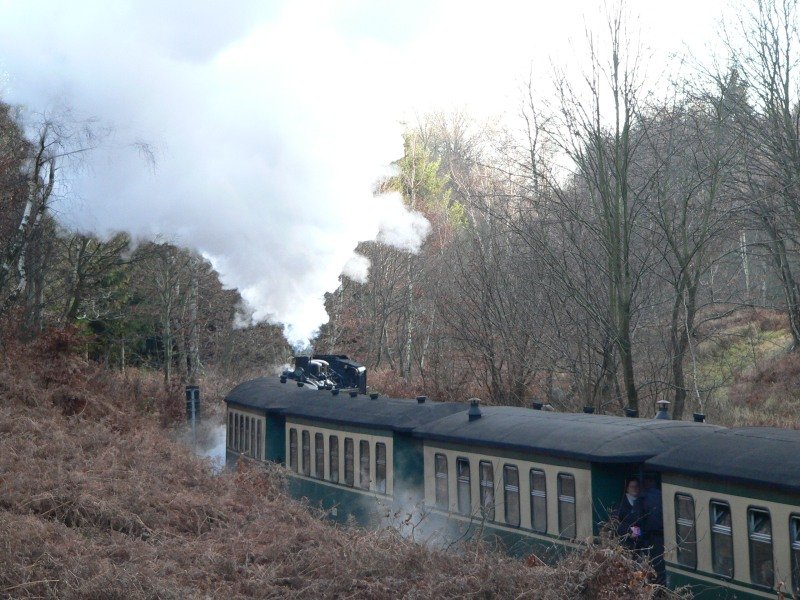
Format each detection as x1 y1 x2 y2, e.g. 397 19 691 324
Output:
468 399 482 421
416 395 427 404
349 390 358 398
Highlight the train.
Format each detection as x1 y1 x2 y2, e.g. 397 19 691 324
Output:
224 357 800 599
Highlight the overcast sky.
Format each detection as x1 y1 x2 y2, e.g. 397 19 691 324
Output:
0 0 727 344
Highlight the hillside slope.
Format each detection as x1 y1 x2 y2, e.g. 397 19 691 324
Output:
0 329 664 599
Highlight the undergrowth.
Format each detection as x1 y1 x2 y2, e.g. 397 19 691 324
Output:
0 327 674 599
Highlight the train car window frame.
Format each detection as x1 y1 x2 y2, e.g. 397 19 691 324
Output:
790 514 800 594
301 430 311 476
503 464 520 527
236 414 241 452
314 433 324 479
238 414 244 453
456 457 471 516
530 468 547 533
359 440 370 490
375 442 387 493
256 420 262 459
557 472 577 539
709 500 734 579
479 460 495 521
289 428 298 472
344 437 354 487
674 493 697 569
249 417 255 457
329 435 339 483
434 453 449 510
227 412 234 450
747 506 774 589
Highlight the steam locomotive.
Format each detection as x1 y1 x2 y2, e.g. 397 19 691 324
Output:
225 357 800 599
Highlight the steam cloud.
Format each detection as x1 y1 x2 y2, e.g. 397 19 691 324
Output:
0 1 716 346
0 1 431 345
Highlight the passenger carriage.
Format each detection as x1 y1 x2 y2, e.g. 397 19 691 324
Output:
224 377 467 523
646 427 800 599
410 402 720 557
224 372 800 599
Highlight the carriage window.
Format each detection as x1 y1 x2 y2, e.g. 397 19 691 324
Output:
315 433 324 479
227 412 234 449
479 461 495 521
558 473 576 539
748 508 773 588
710 501 734 578
375 443 387 493
790 515 800 594
675 494 697 568
234 413 239 451
329 436 339 483
249 418 255 457
434 454 449 510
256 420 262 459
301 430 310 476
344 438 354 486
457 458 471 515
503 465 520 527
234 414 240 451
530 469 548 533
289 428 298 472
239 414 244 453
359 441 370 490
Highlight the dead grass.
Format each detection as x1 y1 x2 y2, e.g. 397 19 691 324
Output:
0 328 673 599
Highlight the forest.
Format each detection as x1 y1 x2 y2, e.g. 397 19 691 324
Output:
1 0 799 428
318 0 800 425
0 104 291 384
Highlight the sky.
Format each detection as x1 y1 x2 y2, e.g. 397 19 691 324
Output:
0 0 728 345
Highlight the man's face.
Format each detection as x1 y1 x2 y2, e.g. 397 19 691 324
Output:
627 481 640 496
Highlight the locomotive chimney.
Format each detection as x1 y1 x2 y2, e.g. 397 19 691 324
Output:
468 399 482 421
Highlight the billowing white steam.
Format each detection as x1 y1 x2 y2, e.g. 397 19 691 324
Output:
342 253 371 285
0 1 716 346
0 1 432 346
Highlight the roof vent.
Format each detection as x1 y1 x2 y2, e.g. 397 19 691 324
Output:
416 395 427 404
583 406 595 414
331 388 340 396
531 402 543 410
655 399 671 420
349 390 358 398
468 398 482 421
624 407 638 418
370 392 379 400
280 375 287 383
693 412 706 423
296 381 304 388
